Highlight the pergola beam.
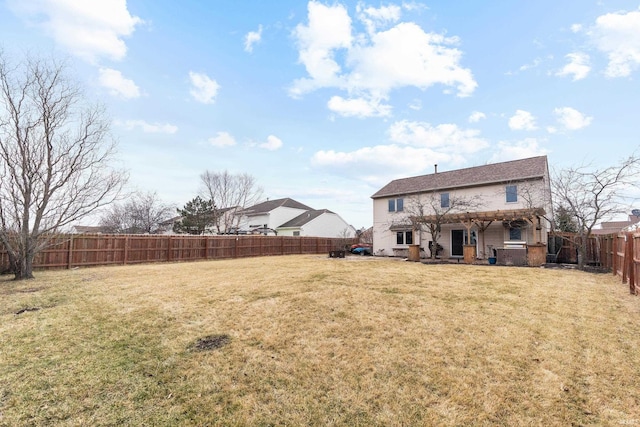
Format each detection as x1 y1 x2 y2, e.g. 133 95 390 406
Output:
412 208 545 225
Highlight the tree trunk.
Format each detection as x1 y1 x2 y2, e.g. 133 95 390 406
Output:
13 248 35 280
577 236 586 270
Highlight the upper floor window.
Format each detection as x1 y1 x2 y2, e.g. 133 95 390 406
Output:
440 193 450 208
388 198 404 212
506 185 518 203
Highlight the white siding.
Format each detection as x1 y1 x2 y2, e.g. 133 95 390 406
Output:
304 213 355 238
237 207 308 231
278 213 355 238
372 177 553 258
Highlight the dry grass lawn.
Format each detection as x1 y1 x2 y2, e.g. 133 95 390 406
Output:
1 255 640 426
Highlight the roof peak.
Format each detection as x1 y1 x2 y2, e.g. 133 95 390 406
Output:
372 156 548 199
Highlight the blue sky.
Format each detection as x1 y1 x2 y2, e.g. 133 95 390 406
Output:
1 1 639 228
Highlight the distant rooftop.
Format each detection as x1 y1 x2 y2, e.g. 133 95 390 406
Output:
278 209 334 228
240 198 313 215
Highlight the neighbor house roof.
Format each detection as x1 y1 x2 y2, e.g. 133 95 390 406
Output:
278 209 334 228
592 215 640 235
371 156 548 199
73 225 107 234
240 198 313 216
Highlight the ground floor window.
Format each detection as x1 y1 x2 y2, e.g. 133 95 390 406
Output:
509 227 522 240
396 230 413 245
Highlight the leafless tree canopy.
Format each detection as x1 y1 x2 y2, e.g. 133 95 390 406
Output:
405 192 483 258
99 191 174 234
552 154 640 268
0 53 126 279
200 170 263 233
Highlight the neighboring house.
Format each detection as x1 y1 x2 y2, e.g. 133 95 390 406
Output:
215 206 242 234
157 216 181 235
236 198 355 238
73 225 107 234
157 207 242 235
592 215 640 235
277 209 355 238
236 198 312 233
371 156 553 260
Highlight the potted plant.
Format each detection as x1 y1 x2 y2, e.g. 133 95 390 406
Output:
487 245 497 265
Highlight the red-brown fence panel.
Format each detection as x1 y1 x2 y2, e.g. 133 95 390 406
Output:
0 233 355 273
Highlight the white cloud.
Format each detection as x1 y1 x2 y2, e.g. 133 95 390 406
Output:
311 120 488 185
118 119 177 134
259 135 283 151
508 110 537 131
244 25 263 53
208 132 236 148
554 107 593 130
98 68 140 99
189 71 220 104
290 1 353 96
519 57 543 71
556 52 591 81
346 22 477 97
468 111 486 123
490 138 549 163
327 95 392 117
8 0 142 63
388 120 488 152
356 2 402 35
312 145 458 185
290 1 476 117
589 8 640 77
408 99 422 110
571 24 583 33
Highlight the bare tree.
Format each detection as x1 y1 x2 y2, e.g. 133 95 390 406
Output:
200 170 263 233
357 227 373 244
552 154 640 269
0 53 126 279
405 192 483 259
100 191 174 234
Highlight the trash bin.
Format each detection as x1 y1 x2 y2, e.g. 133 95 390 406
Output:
408 244 421 262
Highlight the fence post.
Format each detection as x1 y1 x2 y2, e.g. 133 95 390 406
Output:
612 235 618 276
204 237 209 260
234 237 238 259
630 234 637 295
123 236 129 265
67 235 74 269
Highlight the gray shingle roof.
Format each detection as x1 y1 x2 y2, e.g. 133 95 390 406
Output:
241 198 313 215
278 209 333 228
371 156 548 199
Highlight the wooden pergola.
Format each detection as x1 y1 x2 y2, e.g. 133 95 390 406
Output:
412 207 546 258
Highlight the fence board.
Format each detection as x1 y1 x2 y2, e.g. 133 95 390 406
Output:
0 234 353 273
588 232 639 295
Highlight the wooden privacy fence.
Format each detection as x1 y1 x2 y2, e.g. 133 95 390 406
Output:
0 234 353 272
591 232 639 295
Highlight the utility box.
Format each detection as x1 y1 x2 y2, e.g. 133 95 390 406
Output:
496 248 527 266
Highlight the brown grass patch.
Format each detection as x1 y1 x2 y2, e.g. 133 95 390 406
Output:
1 255 639 426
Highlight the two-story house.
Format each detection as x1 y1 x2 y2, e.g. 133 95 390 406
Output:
236 198 355 238
371 156 553 263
